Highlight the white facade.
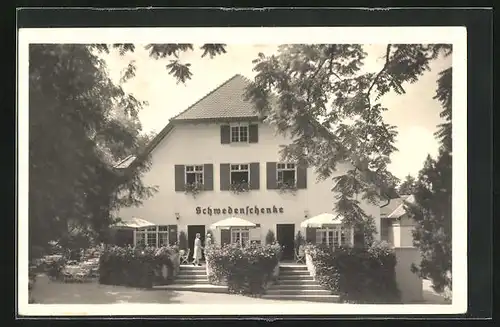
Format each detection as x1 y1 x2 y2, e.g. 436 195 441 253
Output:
115 121 382 247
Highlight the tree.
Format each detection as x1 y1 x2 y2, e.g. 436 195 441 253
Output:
406 64 453 294
29 43 227 258
245 44 451 245
398 175 417 195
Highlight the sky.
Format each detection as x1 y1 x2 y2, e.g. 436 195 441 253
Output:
100 44 452 181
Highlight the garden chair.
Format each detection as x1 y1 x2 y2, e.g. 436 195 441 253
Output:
180 248 190 265
295 245 305 264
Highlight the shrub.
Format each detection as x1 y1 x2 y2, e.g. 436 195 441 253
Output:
265 230 276 245
98 245 179 289
205 243 282 295
306 241 400 303
178 231 188 251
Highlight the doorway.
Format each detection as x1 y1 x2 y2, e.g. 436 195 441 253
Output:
276 224 295 261
187 225 206 261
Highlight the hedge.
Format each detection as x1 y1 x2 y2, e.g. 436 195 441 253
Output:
305 241 400 303
98 245 179 289
205 243 281 296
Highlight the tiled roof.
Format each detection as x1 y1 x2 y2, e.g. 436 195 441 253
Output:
171 74 260 121
381 194 414 218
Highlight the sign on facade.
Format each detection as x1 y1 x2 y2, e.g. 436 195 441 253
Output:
196 205 284 216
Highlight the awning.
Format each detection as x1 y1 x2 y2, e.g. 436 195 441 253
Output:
111 217 156 229
211 217 257 229
300 213 343 228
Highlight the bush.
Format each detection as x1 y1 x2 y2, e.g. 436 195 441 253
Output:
265 230 276 245
205 243 281 295
98 245 179 289
306 241 400 303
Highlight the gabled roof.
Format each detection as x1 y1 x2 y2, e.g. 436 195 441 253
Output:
113 74 260 170
381 194 415 219
171 74 260 122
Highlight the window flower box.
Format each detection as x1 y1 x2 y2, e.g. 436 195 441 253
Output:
230 182 250 194
184 182 203 197
278 180 298 195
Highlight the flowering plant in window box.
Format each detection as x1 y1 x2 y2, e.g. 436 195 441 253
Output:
230 182 250 194
278 180 297 195
184 182 203 197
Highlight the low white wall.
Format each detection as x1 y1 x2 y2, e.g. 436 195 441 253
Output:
394 247 423 303
305 252 316 278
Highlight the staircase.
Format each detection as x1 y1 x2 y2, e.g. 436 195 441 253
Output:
262 264 340 303
154 264 228 293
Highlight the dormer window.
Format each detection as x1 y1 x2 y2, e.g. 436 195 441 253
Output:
230 124 249 143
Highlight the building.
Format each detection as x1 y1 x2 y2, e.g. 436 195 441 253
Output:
380 194 417 247
114 74 383 260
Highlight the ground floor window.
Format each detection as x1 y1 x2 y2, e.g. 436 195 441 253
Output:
316 227 352 247
231 228 250 247
135 225 170 247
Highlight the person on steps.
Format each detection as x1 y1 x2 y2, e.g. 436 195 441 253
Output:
192 233 203 266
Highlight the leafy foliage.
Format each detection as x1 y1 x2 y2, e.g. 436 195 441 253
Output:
184 182 203 198
229 181 250 194
406 58 452 295
265 230 276 245
29 44 158 258
98 245 179 289
205 243 282 295
398 175 418 195
305 241 400 303
245 44 451 245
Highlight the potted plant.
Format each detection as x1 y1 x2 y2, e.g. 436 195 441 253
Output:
265 230 276 245
178 231 188 251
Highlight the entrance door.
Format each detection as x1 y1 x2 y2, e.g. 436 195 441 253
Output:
276 224 295 261
187 225 206 261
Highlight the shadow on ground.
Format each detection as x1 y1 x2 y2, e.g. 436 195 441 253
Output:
32 274 182 304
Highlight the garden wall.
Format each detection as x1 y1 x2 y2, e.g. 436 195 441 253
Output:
394 247 423 302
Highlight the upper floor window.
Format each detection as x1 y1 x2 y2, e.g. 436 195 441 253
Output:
231 125 249 143
221 123 258 144
230 164 249 185
277 163 296 186
185 165 204 185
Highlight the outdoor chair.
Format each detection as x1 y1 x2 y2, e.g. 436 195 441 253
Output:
295 246 305 264
180 248 190 265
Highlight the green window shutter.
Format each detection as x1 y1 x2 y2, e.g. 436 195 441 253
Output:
221 229 231 245
174 165 185 192
203 164 214 191
305 227 317 244
220 163 230 191
249 124 259 143
220 125 230 144
266 162 277 189
249 162 260 190
168 225 178 245
296 165 307 189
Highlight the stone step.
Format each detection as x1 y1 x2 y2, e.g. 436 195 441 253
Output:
179 266 206 271
269 284 324 290
154 284 228 293
278 275 314 281
176 274 208 280
276 279 318 285
279 266 308 271
177 270 208 276
261 294 340 303
279 271 312 276
266 289 332 296
174 278 209 284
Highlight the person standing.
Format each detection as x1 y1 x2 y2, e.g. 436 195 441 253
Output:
192 233 203 266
